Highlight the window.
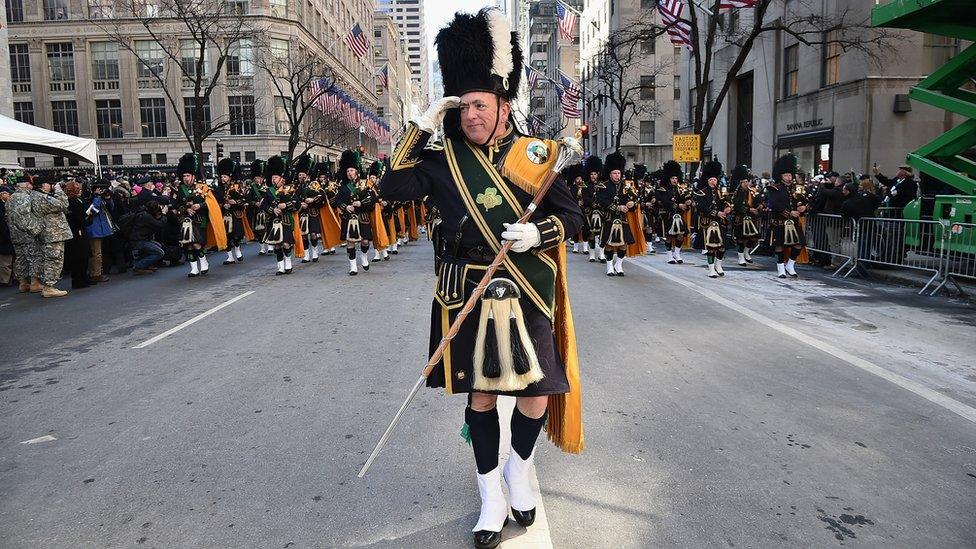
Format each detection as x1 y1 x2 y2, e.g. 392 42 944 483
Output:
230 151 241 161
14 102 34 124
640 75 655 100
822 30 841 86
183 97 211 135
88 0 113 18
784 44 798 98
6 0 25 22
95 99 123 138
180 39 209 78
156 153 167 164
640 120 655 144
139 97 167 137
270 38 289 76
112 154 123 165
99 154 108 166
137 0 159 17
674 75 681 99
54 156 65 167
269 0 285 16
141 153 152 164
673 120 680 132
228 95 256 135
640 38 655 55
135 40 164 79
23 157 36 168
245 151 256 162
10 43 31 83
51 101 79 135
91 42 119 81
533 42 547 53
227 39 253 76
224 0 247 14
47 43 75 82
274 96 288 134
43 0 68 20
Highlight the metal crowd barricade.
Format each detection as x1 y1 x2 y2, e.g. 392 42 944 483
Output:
803 213 856 276
931 222 975 296
875 207 903 219
844 216 946 295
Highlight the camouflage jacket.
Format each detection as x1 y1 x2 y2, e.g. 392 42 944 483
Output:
32 185 71 243
6 189 40 245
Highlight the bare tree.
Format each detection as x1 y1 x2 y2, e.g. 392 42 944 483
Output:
632 0 895 160
93 0 259 160
253 40 360 159
586 29 670 150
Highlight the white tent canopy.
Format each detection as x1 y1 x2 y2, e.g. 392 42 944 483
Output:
0 113 99 166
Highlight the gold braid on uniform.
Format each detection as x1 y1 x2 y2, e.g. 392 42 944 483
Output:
535 215 565 251
390 123 431 171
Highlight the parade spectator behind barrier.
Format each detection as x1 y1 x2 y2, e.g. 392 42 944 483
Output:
0 185 15 286
873 163 918 213
810 171 847 269
30 177 71 298
64 181 93 289
6 178 40 293
85 180 116 283
105 183 133 275
126 199 168 275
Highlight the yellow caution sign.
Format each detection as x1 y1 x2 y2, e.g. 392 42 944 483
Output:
672 134 701 163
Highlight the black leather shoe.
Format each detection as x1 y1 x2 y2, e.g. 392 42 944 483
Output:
589 258 596 263
223 260 234 265
606 272 615 277
511 508 536 527
312 257 318 262
473 518 508 549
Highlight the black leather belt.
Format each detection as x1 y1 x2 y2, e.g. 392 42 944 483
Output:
438 245 496 265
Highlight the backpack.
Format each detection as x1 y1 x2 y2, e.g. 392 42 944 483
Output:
115 211 137 238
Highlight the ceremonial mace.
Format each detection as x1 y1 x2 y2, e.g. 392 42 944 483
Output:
358 133 584 478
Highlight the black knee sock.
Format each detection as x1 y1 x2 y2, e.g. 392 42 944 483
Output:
737 243 745 253
184 249 194 262
194 248 203 260
347 247 356 260
511 407 548 460
588 239 595 247
275 248 284 261
616 249 626 259
466 407 500 474
302 236 310 248
360 243 369 255
716 249 725 260
311 237 319 247
790 247 801 260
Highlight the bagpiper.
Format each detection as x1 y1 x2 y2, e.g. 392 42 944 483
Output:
582 155 607 263
599 152 637 276
563 163 589 255
730 165 761 266
247 159 271 256
314 160 341 256
765 154 806 278
634 164 657 253
658 160 691 264
217 158 251 265
692 160 731 278
262 155 303 275
368 161 392 263
176 153 226 278
336 150 377 275
379 9 584 548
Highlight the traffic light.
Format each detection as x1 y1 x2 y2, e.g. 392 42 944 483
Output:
216 141 224 159
579 124 589 137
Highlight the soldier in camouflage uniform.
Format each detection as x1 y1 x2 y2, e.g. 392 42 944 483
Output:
30 177 71 297
5 179 41 293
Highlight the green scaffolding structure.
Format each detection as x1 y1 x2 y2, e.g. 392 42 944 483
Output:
872 0 976 196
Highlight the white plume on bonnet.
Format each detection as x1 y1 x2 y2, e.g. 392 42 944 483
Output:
485 9 513 90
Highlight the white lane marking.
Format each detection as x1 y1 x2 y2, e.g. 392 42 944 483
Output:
21 435 57 444
132 291 255 349
497 396 554 549
631 258 976 425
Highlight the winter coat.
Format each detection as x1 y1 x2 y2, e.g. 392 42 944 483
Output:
85 194 117 238
6 189 39 245
0 201 14 255
32 186 72 243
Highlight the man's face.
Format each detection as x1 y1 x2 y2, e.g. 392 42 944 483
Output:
368 175 377 185
670 176 679 185
739 179 750 189
708 177 718 188
589 172 598 183
0 191 9 202
897 169 909 179
781 173 793 185
610 170 622 183
346 168 359 181
182 173 195 186
272 175 284 187
459 91 509 145
254 176 264 186
299 173 308 182
221 175 230 185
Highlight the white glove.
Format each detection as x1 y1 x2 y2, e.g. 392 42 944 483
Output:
410 96 461 133
501 222 541 253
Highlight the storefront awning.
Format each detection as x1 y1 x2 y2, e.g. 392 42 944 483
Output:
776 128 834 149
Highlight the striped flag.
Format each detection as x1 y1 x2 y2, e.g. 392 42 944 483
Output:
344 23 369 58
558 71 582 119
718 0 755 8
658 0 693 49
378 64 389 89
525 66 540 90
556 0 578 41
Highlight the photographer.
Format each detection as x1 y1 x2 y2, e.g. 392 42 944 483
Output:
64 181 93 289
127 200 168 275
30 176 71 297
85 180 116 283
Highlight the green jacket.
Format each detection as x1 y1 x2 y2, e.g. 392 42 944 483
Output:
6 189 39 245
32 185 71 243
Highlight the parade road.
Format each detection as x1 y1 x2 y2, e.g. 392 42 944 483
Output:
1 243 974 548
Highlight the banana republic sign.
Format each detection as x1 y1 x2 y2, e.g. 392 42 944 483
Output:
784 118 825 132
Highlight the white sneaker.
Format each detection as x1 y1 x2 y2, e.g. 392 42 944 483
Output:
348 258 358 275
234 246 243 260
674 248 683 263
275 260 285 275
284 254 292 272
606 258 615 276
588 247 597 262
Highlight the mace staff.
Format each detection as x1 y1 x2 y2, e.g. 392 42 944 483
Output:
358 133 584 478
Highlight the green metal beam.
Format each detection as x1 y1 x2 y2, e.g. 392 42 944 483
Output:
910 88 976 119
908 154 976 195
914 119 976 158
914 43 976 95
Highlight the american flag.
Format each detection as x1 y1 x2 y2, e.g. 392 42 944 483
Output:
378 64 389 89
658 0 693 49
556 1 578 42
344 23 369 58
525 66 540 90
718 0 755 8
558 72 582 119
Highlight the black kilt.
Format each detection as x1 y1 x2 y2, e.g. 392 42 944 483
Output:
341 213 373 242
600 217 635 246
225 212 246 241
306 209 323 234
660 211 688 237
183 216 206 246
769 220 807 247
733 218 761 242
426 260 569 396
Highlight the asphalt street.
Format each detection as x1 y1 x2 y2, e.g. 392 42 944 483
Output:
0 241 974 548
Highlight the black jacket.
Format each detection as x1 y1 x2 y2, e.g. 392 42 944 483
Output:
841 192 882 220
0 201 13 255
813 185 845 215
875 173 917 209
66 197 91 239
128 210 168 243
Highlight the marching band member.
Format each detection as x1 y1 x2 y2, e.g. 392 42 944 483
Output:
765 154 807 278
262 155 304 275
176 153 226 278
693 161 731 278
336 150 377 276
658 160 691 264
599 152 635 276
730 165 761 266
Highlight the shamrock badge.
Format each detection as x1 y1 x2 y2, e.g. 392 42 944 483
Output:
476 187 503 211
